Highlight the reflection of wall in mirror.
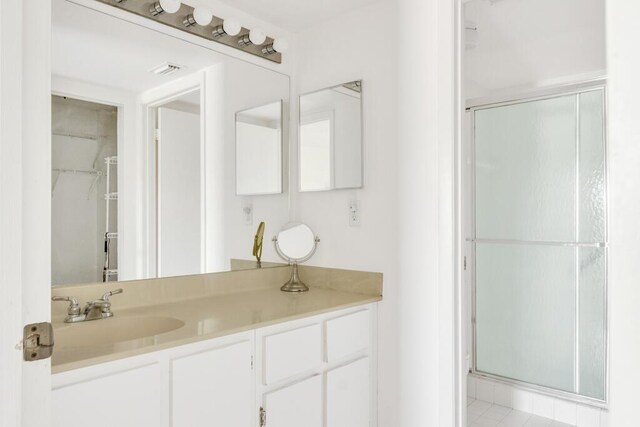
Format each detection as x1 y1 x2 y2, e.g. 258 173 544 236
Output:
300 87 362 191
300 111 333 191
236 123 281 194
135 60 290 277
157 107 201 278
235 100 282 196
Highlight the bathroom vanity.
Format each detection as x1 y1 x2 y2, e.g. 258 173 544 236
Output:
47 2 375 426
51 266 381 427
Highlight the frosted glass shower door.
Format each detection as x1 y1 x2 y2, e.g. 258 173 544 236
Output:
473 89 606 401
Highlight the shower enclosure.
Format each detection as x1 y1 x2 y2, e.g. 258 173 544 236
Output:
468 84 607 403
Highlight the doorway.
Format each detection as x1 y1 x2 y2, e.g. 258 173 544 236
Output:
51 95 118 285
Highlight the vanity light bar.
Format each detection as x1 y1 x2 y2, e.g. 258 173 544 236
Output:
94 0 283 64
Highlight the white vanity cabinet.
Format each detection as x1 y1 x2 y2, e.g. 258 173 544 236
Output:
256 306 376 427
52 303 377 427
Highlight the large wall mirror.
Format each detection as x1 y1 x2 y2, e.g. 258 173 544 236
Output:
299 80 363 192
51 0 288 286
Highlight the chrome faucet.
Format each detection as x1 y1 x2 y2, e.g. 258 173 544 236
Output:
53 289 123 323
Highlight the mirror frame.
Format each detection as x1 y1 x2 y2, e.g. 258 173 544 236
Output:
235 99 285 196
298 80 364 193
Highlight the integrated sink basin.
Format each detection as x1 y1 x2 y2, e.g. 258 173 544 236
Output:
55 316 185 348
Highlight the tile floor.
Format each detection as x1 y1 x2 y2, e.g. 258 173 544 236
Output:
467 398 575 427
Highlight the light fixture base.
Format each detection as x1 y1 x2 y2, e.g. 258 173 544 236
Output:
262 44 276 55
183 14 196 27
149 2 163 16
238 34 252 47
212 25 226 38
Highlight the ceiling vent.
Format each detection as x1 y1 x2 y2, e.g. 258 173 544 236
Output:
149 62 183 76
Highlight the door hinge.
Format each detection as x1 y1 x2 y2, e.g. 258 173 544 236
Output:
154 128 161 142
464 256 467 270
251 355 254 370
259 406 266 427
23 322 54 361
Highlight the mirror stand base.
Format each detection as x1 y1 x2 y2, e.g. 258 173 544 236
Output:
280 263 309 292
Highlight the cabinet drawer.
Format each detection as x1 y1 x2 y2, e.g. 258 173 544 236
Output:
264 323 321 384
325 309 370 362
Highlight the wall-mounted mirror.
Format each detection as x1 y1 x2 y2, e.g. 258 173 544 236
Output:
236 101 283 195
299 80 363 192
51 0 289 286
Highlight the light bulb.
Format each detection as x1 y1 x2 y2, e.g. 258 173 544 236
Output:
223 18 241 36
272 39 290 53
159 0 181 14
193 7 213 25
249 28 266 45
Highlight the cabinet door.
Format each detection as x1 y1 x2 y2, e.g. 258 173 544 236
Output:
52 363 162 427
172 340 253 427
264 375 322 427
326 357 370 427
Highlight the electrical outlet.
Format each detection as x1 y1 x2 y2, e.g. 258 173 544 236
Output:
243 203 253 225
348 199 360 227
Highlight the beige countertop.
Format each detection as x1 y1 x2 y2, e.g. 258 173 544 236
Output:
52 285 381 374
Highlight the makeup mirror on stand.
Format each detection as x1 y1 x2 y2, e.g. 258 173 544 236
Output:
273 223 320 292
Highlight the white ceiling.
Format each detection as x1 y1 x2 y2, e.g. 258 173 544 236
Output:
211 0 382 32
464 0 606 96
52 0 227 93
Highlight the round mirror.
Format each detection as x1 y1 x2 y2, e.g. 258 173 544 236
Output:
276 223 316 261
273 223 319 292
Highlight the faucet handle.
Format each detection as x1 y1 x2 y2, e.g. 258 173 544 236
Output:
52 296 81 316
100 288 123 302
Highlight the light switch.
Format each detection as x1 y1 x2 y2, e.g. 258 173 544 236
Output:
243 202 253 225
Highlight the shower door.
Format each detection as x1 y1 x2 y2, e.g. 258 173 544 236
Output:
471 88 607 401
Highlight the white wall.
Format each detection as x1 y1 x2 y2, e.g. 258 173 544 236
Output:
606 1 640 425
397 0 459 424
294 2 398 425
464 0 606 99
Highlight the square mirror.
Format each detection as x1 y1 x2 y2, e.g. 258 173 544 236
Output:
299 80 363 192
236 100 284 195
